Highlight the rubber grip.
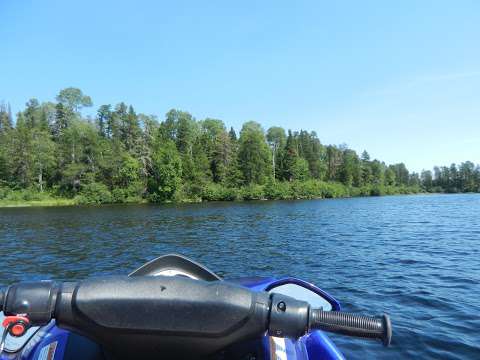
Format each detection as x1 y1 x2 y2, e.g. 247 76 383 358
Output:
310 309 392 346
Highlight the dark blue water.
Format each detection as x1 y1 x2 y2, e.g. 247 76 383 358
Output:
1 194 479 359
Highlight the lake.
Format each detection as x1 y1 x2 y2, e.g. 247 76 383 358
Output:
1 194 479 359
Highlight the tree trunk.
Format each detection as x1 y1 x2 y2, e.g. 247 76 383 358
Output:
38 167 43 192
72 141 75 163
272 145 276 181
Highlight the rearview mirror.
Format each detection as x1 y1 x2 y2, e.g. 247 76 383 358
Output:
267 279 340 311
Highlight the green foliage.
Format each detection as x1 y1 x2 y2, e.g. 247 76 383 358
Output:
0 102 13 133
238 122 271 184
1 87 479 207
385 167 396 186
201 183 239 201
174 182 203 203
31 130 56 191
291 158 310 181
114 153 141 187
339 149 360 186
0 187 74 206
264 180 292 200
429 163 479 193
240 184 265 200
320 182 349 198
75 182 112 205
56 87 92 113
297 131 326 179
148 140 182 201
266 126 286 180
0 187 49 201
281 130 298 181
111 181 144 203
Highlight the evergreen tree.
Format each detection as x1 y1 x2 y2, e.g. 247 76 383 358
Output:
201 119 231 183
175 111 198 156
385 167 396 186
159 109 179 142
97 104 112 138
124 105 141 152
228 127 237 142
53 103 70 138
360 152 372 186
31 130 55 191
114 102 128 145
226 127 241 187
361 150 370 162
370 160 385 186
9 113 34 187
421 170 433 191
326 145 343 181
0 103 12 182
339 149 360 186
2 87 479 204
0 102 13 134
298 131 326 180
24 98 41 128
390 163 409 185
282 130 299 181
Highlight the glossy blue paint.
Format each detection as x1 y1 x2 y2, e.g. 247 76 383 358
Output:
29 325 69 360
0 321 69 360
230 277 277 291
239 276 344 360
305 330 346 360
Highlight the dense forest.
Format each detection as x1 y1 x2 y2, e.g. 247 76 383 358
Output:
0 88 479 205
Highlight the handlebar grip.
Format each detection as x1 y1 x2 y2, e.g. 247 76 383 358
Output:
310 309 392 346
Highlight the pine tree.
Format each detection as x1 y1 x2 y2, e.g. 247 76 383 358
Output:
125 105 141 152
24 98 41 128
0 102 13 133
114 102 128 146
97 104 112 138
2 87 479 202
228 127 237 142
281 130 297 181
53 103 69 138
9 113 34 187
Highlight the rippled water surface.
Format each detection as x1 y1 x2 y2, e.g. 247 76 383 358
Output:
1 194 479 359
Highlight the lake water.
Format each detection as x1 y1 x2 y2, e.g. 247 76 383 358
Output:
1 194 479 359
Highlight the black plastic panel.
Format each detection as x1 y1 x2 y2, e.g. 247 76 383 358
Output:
55 276 271 359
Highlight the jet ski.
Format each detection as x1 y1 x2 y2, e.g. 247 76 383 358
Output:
0 254 391 359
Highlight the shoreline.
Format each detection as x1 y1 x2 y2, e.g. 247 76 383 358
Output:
0 199 76 208
1 191 475 209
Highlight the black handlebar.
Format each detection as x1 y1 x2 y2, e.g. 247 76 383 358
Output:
0 288 4 311
1 278 391 358
310 309 392 346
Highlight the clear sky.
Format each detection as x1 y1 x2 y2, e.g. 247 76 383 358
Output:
1 0 479 172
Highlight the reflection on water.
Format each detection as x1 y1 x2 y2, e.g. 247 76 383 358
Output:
1 194 479 359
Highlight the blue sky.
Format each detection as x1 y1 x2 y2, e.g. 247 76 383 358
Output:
1 0 479 172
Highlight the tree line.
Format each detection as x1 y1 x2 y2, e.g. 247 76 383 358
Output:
0 88 478 204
